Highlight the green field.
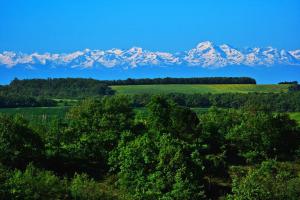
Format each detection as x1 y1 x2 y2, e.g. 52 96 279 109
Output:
0 107 69 125
111 84 289 95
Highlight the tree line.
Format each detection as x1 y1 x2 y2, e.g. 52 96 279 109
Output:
0 78 115 99
0 77 256 99
1 77 300 111
130 92 300 112
0 95 299 199
1 89 300 112
100 77 257 85
289 84 300 92
278 81 298 84
0 77 257 108
279 81 300 92
0 95 57 108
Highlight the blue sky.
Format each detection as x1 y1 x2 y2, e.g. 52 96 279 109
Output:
1 0 300 53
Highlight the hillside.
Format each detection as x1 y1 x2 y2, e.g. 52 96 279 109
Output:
112 84 290 95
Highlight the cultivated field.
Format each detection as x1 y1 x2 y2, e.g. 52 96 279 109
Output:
111 84 290 95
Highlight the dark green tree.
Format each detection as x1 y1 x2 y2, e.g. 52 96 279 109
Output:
109 96 206 199
59 96 134 175
0 115 43 168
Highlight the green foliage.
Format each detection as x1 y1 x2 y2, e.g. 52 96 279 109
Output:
38 96 135 176
64 96 134 160
70 173 116 200
290 112 300 125
200 109 300 164
6 164 69 200
226 113 300 162
105 77 257 85
0 95 56 108
0 164 12 199
227 160 300 200
110 131 206 200
109 96 206 200
0 93 299 199
0 78 114 99
0 164 128 200
0 115 43 168
130 92 300 112
146 95 174 132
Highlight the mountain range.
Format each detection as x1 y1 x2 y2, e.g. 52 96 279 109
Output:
1 41 300 84
1 41 300 69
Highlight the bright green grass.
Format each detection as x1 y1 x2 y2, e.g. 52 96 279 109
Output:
289 112 300 125
0 107 69 125
112 84 289 95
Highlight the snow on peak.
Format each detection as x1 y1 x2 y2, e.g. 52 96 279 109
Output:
196 41 214 50
289 50 300 60
0 42 300 69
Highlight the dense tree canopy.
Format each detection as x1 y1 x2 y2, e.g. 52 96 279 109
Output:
0 95 299 199
109 96 206 200
101 77 256 85
0 164 119 200
0 95 56 108
131 92 300 112
0 78 114 99
43 96 135 176
0 115 43 168
227 160 300 200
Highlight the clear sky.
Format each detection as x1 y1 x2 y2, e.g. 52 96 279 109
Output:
1 0 300 53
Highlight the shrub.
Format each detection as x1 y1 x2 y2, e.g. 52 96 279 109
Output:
7 164 69 200
227 160 300 200
70 173 115 200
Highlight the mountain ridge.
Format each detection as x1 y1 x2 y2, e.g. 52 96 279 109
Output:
1 41 300 69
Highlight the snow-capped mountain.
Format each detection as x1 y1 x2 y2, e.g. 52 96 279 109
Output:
1 41 300 69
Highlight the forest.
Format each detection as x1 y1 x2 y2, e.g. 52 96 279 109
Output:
0 78 300 200
0 95 57 108
0 78 114 99
99 77 257 85
130 92 300 112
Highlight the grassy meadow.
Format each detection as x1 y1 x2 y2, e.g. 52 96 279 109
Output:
0 107 69 125
111 84 290 95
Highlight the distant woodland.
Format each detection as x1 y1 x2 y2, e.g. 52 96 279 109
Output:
0 78 299 111
101 77 257 85
0 78 115 98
